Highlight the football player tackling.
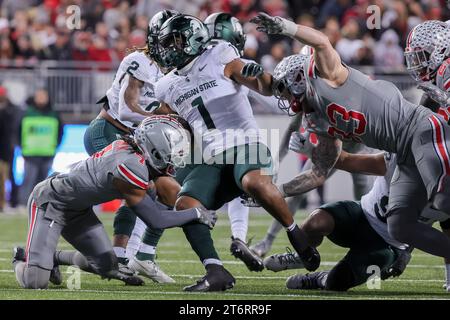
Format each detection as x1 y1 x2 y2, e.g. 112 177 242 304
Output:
245 12 450 260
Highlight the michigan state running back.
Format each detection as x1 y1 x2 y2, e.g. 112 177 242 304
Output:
153 14 320 292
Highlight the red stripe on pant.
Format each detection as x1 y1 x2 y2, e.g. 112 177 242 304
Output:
25 200 38 264
429 115 450 192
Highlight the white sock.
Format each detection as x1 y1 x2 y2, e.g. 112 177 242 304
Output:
126 217 146 260
445 263 450 288
227 197 249 242
113 246 127 259
138 243 156 255
203 258 223 267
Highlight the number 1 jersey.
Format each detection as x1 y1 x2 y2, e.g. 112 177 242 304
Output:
155 42 260 161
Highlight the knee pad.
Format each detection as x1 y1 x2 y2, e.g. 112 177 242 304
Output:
23 265 50 289
86 250 118 278
325 261 355 292
432 192 450 216
386 207 414 244
113 206 137 237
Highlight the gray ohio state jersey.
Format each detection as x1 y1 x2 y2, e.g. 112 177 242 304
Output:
436 58 450 99
302 58 434 163
32 140 150 224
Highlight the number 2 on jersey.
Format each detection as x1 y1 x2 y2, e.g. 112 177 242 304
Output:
191 96 216 129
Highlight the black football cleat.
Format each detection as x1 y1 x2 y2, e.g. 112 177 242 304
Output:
286 271 328 290
183 264 235 292
49 265 63 285
104 269 145 286
230 237 264 272
298 246 321 272
12 246 26 264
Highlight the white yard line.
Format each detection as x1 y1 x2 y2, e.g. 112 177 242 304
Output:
0 288 448 300
0 269 446 282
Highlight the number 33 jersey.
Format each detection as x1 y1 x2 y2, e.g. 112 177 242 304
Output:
155 42 260 160
303 58 433 163
106 51 163 128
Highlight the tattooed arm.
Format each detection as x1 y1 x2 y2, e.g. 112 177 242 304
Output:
278 112 303 163
278 135 342 197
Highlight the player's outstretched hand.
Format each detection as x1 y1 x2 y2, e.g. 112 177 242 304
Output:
241 62 264 78
250 12 285 34
418 82 450 107
381 249 411 280
289 131 315 158
196 207 218 229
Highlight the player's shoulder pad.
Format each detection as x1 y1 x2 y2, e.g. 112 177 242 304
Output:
123 51 157 83
212 41 241 65
154 69 177 103
115 152 150 190
436 58 450 93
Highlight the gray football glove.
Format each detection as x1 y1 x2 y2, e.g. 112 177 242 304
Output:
250 12 298 36
240 194 261 207
289 131 316 158
196 207 218 229
418 82 450 107
241 62 264 78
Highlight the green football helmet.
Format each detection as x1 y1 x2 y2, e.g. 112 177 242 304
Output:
157 14 210 69
147 10 180 66
204 12 246 56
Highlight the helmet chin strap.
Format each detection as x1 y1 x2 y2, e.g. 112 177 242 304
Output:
289 95 305 114
177 55 200 74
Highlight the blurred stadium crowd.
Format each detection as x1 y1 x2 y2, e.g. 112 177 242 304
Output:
0 0 449 72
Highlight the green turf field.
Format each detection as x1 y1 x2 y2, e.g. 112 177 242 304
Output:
0 211 449 300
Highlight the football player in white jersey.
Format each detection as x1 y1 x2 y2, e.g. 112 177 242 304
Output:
152 14 320 292
82 10 179 283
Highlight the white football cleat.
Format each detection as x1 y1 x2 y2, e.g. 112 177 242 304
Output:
128 257 175 283
263 248 304 272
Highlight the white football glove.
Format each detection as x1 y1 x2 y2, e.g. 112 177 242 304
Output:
418 82 450 107
250 12 298 36
288 131 316 158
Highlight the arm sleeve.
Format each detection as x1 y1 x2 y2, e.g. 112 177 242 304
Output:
130 194 199 229
117 75 148 125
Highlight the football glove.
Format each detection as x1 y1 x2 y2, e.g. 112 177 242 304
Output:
381 248 411 280
241 62 264 78
418 82 450 107
250 12 298 36
289 131 315 158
